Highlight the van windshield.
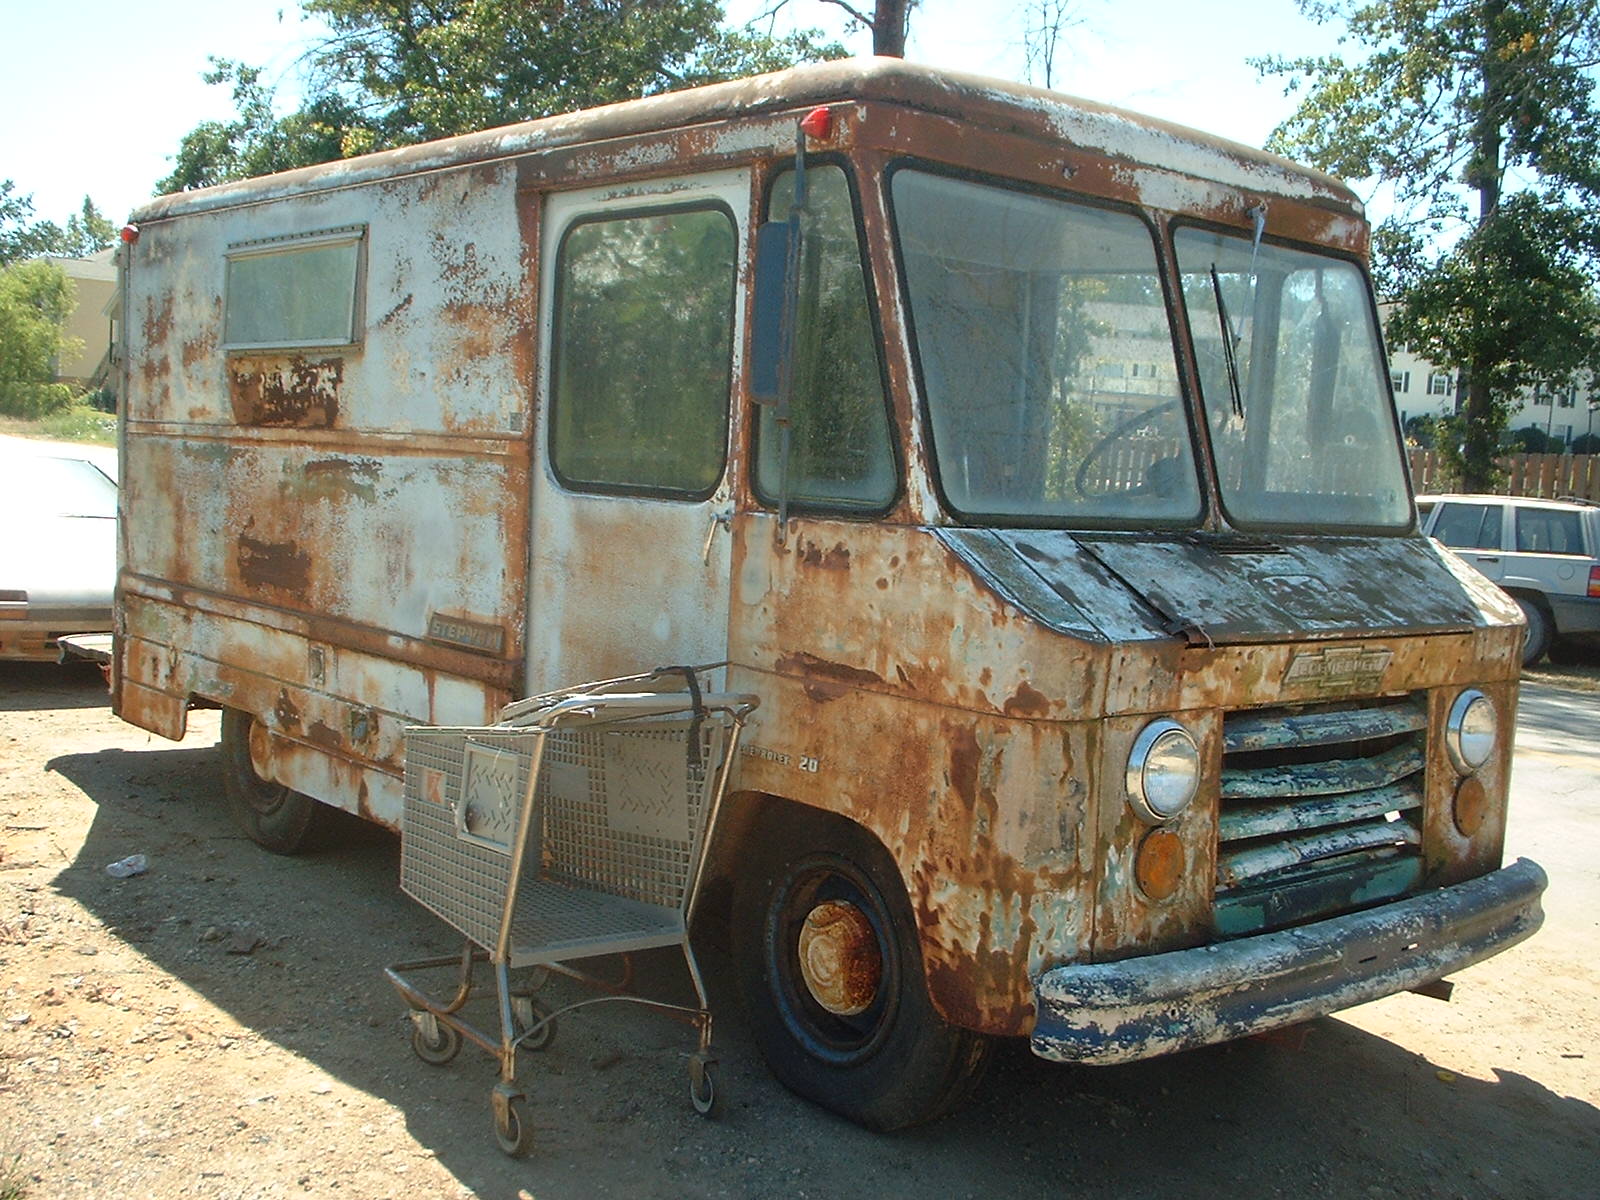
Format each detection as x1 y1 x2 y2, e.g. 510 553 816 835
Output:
892 169 1201 524
1175 228 1409 529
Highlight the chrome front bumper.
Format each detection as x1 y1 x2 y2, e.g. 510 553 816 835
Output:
1031 858 1547 1064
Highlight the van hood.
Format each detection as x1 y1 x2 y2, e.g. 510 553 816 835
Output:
936 528 1513 646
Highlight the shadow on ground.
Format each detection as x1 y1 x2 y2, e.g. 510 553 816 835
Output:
0 661 111 712
35 707 1598 1199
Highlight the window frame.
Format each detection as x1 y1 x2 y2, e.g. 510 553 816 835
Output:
546 199 739 503
749 155 903 519
886 158 1204 531
222 225 368 352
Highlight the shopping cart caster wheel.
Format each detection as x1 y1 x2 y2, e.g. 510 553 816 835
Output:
689 1054 721 1118
492 1088 534 1157
409 1012 461 1066
512 994 557 1052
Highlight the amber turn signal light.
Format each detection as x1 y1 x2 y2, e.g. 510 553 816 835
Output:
1135 828 1185 902
1453 775 1488 838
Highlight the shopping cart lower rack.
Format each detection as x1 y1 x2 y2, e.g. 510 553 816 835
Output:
384 667 757 1156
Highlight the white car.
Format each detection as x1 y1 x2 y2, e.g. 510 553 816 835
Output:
1417 492 1600 665
0 443 118 662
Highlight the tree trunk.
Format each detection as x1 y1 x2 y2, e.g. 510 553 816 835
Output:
1460 1 1507 491
871 0 911 57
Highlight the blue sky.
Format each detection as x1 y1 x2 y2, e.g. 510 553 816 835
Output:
2 0 1339 226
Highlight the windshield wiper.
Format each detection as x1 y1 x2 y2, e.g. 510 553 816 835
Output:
1208 204 1268 424
1210 264 1246 421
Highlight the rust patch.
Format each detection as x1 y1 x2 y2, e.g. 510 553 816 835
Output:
1002 681 1050 719
237 534 312 594
376 294 415 328
229 357 343 428
947 725 981 814
773 651 883 691
307 720 341 751
142 293 174 347
273 690 302 731
799 540 851 572
181 326 218 370
298 458 381 505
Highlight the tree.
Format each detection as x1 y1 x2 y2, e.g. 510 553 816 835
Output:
1 183 116 267
1021 0 1080 88
811 0 917 56
161 2 846 192
1257 1 1600 490
160 59 371 193
0 260 80 417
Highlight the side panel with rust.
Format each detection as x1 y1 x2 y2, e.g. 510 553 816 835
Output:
728 512 1112 1030
117 159 536 819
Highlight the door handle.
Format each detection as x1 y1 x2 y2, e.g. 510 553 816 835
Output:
1475 555 1499 563
702 511 732 564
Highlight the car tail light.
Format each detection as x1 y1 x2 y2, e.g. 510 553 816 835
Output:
1589 565 1600 598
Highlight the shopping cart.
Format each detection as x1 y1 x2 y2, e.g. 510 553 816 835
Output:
384 666 757 1156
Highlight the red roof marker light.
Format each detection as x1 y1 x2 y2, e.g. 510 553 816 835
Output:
799 106 833 141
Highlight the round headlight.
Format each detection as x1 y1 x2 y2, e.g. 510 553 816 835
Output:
1126 719 1201 824
1446 689 1497 774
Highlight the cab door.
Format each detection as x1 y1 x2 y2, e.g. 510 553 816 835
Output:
525 170 748 689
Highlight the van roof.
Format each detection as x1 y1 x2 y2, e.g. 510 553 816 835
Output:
133 56 1360 224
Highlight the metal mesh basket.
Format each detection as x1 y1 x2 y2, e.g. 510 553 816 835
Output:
400 715 727 966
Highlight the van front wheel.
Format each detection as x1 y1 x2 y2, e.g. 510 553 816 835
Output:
733 827 990 1131
220 708 324 854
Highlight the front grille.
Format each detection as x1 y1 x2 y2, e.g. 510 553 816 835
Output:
1215 696 1428 936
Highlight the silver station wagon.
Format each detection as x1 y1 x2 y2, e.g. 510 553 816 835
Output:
1418 493 1600 665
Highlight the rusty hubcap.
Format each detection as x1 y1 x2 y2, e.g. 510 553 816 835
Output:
247 718 275 781
797 900 882 1016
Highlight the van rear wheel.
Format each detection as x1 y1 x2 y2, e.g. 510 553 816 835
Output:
220 708 325 854
733 821 990 1131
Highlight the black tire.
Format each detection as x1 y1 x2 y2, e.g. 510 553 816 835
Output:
1511 594 1553 667
493 1094 534 1157
410 1016 462 1066
220 708 327 854
689 1056 721 1118
733 819 991 1132
511 994 556 1052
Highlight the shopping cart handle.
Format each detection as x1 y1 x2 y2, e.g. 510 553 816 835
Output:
499 691 759 728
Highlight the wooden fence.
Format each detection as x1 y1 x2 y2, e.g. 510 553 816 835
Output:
1407 449 1600 503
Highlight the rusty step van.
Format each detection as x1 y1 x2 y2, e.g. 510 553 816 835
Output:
113 58 1545 1131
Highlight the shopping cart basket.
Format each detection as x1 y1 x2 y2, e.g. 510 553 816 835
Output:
384 666 757 1156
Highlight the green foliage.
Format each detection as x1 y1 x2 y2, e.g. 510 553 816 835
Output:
1506 424 1555 453
31 402 118 444
0 183 114 267
0 260 80 417
161 2 846 192
1257 0 1600 490
1570 432 1600 454
1403 413 1440 447
159 59 371 192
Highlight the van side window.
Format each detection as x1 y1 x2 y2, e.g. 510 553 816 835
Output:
755 165 895 511
550 206 736 497
1431 502 1503 550
224 227 365 349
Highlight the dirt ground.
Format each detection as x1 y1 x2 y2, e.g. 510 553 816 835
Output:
1 662 1596 1200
